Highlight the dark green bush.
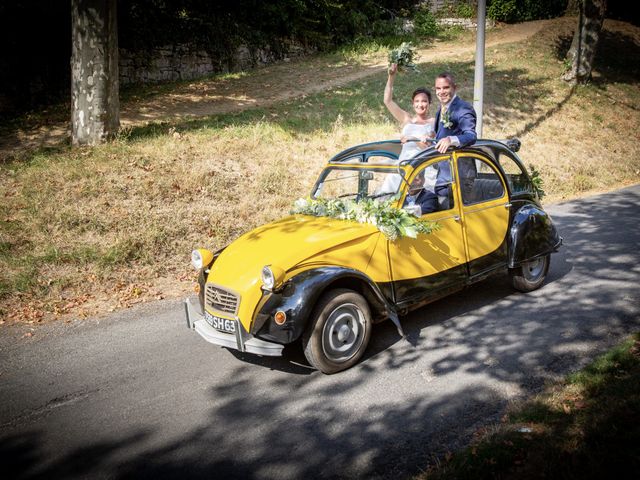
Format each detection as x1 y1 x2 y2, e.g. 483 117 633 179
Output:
487 0 518 22
413 5 440 37
455 2 476 18
487 0 568 23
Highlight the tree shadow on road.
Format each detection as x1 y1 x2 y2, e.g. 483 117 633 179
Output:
2 383 510 480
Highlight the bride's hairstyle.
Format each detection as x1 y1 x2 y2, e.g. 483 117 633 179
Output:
412 87 432 103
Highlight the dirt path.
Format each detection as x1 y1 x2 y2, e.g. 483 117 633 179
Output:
0 21 546 159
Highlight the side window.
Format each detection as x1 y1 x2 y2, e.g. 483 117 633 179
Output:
498 153 533 195
457 156 505 205
403 159 454 215
431 159 455 211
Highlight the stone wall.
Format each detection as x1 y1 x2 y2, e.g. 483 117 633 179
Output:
119 41 311 85
403 16 495 34
437 17 496 29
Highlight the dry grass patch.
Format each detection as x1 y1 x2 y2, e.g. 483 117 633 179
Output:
0 115 395 324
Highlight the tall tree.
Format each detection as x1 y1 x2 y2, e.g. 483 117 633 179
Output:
71 0 119 146
563 0 607 84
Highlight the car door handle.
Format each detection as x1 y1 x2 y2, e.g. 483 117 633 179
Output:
504 203 512 208
453 215 461 222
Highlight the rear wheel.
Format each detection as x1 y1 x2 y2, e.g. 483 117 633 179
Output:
510 254 550 292
302 289 372 374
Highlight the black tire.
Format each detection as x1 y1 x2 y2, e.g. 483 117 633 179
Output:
510 254 550 292
302 289 372 374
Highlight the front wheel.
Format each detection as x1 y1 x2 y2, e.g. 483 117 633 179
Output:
302 289 372 374
510 254 550 292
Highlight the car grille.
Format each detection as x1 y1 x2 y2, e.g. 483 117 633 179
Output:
205 284 239 316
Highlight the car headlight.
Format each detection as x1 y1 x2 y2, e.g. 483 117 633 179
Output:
261 265 285 291
191 248 214 270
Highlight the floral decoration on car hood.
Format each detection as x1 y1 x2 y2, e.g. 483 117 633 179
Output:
291 197 439 241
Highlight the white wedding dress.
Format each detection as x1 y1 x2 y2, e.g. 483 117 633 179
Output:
399 122 434 160
378 122 434 196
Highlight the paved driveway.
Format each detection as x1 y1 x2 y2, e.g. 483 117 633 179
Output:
1 185 639 479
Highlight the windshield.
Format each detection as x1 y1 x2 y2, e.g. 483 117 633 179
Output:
313 167 406 201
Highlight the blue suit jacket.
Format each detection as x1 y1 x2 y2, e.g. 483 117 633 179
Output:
435 95 477 147
404 189 438 214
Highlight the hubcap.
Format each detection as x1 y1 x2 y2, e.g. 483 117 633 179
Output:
322 303 366 363
523 257 545 281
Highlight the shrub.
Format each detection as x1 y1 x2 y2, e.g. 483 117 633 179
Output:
487 0 568 23
455 2 476 18
487 0 518 22
414 5 440 37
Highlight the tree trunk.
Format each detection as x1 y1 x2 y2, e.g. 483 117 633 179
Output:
71 0 119 146
563 0 607 84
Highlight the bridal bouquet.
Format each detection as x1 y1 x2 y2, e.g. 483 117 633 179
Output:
388 42 420 73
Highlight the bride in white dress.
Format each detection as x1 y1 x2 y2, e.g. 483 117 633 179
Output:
379 63 435 195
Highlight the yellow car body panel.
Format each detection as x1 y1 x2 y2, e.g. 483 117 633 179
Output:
387 211 467 281
452 152 510 262
291 231 387 281
388 158 467 281
461 197 510 261
205 215 382 331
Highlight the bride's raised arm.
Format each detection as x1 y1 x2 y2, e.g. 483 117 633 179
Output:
384 63 411 125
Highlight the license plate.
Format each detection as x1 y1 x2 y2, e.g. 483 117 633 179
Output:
204 311 236 334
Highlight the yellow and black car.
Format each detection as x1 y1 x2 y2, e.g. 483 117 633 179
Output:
185 139 561 374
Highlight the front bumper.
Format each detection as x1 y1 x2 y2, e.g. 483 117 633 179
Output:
184 296 284 357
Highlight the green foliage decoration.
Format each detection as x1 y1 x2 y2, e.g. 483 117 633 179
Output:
529 164 546 200
388 42 420 73
290 197 440 241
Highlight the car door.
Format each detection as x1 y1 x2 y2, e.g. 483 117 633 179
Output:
386 157 468 305
454 153 510 278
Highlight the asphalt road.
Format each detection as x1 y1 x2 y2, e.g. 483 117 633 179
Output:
2 185 639 480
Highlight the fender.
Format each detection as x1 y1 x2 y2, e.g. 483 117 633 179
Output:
508 204 562 268
251 266 399 345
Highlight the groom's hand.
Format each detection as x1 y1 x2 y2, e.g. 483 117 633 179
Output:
435 137 452 153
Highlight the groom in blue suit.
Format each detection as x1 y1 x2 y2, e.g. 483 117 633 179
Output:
433 72 477 208
434 72 477 153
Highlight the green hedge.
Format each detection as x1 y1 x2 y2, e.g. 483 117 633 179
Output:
119 0 419 54
487 0 568 23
